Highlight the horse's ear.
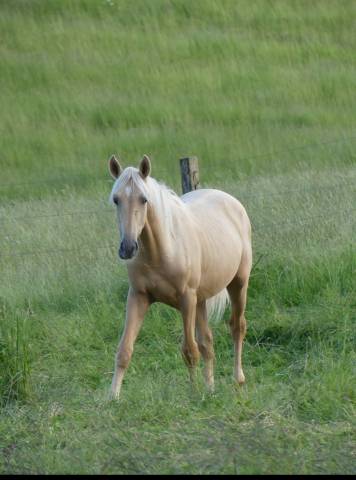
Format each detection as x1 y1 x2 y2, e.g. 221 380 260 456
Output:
139 154 151 179
108 155 123 179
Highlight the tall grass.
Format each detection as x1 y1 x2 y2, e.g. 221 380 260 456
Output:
0 309 32 406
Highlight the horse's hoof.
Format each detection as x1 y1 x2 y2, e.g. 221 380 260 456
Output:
238 369 245 384
107 389 120 402
206 383 215 394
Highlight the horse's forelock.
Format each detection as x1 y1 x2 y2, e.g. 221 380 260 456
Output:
109 167 150 204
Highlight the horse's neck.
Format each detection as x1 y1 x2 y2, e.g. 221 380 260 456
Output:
139 203 173 263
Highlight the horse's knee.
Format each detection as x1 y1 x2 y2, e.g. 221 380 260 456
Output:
197 331 214 360
230 315 247 338
197 342 214 361
116 346 133 369
182 341 200 367
239 316 247 336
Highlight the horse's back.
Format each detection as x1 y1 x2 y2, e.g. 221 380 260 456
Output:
181 188 245 212
181 188 251 242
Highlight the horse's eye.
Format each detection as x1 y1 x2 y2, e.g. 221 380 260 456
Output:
141 196 148 204
113 195 120 205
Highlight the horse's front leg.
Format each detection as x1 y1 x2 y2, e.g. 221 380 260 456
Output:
180 289 200 384
110 288 150 400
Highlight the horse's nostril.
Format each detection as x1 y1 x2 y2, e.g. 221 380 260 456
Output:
119 240 138 259
118 242 125 259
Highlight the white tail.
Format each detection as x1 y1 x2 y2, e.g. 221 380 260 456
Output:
206 288 230 322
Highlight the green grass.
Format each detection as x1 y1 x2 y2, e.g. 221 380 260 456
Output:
0 0 355 474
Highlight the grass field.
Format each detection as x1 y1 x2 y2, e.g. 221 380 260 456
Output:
0 0 355 474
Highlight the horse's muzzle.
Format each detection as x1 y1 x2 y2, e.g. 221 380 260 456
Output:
119 239 138 260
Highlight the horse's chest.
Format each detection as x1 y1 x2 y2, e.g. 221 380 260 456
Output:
129 266 185 308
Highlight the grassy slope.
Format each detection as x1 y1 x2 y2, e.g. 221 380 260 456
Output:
1 0 356 192
0 0 355 474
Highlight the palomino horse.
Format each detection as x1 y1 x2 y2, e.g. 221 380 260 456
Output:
108 154 252 400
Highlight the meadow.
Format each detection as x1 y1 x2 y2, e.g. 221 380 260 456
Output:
0 0 355 474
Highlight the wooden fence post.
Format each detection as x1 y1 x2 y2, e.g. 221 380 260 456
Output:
179 156 199 194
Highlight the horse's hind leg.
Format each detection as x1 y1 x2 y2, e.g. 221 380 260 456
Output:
196 301 215 392
180 290 200 384
227 261 251 385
